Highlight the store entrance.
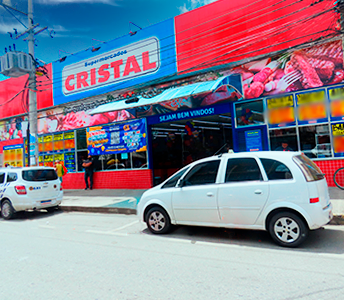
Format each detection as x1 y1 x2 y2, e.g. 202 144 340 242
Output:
151 113 232 184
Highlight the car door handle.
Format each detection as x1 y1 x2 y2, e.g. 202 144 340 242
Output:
207 192 214 197
254 190 263 195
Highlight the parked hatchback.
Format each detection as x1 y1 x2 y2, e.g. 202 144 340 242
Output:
138 151 333 247
0 167 63 220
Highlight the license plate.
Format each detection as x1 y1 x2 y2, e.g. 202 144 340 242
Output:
41 200 52 205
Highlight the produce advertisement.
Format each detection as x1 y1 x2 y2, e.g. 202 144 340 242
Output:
267 95 295 127
329 86 344 121
229 40 344 99
332 123 344 156
87 119 147 156
3 144 23 167
296 90 327 125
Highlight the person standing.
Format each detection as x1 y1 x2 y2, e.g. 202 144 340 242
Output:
82 155 94 190
54 160 67 183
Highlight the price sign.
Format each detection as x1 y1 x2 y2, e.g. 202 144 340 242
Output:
54 153 64 161
38 136 43 143
43 135 53 143
296 90 327 124
267 95 295 126
64 131 75 140
329 86 344 120
64 152 76 172
44 155 54 162
53 133 64 141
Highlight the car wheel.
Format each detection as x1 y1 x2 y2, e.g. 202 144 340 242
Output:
268 212 309 247
146 207 171 234
1 200 15 220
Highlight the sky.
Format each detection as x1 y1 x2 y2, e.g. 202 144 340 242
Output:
0 0 217 75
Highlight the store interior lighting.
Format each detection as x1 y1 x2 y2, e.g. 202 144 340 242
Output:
219 115 231 119
192 120 220 125
151 127 180 131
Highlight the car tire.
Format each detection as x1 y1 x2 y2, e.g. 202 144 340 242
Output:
268 211 309 247
146 207 171 234
1 200 15 220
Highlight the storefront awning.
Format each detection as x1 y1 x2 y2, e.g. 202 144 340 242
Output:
90 75 236 115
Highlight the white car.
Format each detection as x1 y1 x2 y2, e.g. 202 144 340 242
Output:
138 151 333 247
0 167 63 220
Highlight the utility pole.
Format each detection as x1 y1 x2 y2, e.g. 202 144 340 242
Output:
0 0 53 166
27 0 38 166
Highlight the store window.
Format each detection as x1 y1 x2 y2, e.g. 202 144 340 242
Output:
298 125 331 158
269 128 298 152
235 100 264 127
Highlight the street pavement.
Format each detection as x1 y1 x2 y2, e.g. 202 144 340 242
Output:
61 187 344 221
1 211 344 300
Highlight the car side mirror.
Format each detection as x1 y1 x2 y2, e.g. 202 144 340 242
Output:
178 178 185 187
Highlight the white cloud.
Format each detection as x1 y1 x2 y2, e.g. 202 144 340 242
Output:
36 0 120 5
0 20 23 34
178 0 218 13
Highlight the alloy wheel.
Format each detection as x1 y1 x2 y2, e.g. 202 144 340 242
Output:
274 217 300 243
148 211 166 232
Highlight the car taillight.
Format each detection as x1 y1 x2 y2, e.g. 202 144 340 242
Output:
15 185 27 195
60 185 63 191
310 197 319 203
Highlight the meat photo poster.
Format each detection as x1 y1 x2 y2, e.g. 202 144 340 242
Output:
225 40 344 99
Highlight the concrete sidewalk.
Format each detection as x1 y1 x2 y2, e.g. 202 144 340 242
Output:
60 187 344 224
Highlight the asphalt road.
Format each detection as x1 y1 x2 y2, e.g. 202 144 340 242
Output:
1 210 344 300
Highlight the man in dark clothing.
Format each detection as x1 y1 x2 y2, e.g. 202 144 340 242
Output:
83 155 94 190
275 142 293 152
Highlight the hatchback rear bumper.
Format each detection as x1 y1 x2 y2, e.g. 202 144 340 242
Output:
308 202 333 230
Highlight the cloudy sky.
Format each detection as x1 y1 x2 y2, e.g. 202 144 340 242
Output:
0 0 217 70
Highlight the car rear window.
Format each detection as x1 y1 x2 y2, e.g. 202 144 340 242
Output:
293 155 325 182
22 169 58 181
260 158 293 180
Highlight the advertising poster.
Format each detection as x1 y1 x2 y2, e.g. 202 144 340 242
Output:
0 117 26 141
3 144 23 167
332 123 344 157
87 119 147 155
296 90 327 125
267 95 295 128
227 40 344 100
328 86 344 122
245 130 262 152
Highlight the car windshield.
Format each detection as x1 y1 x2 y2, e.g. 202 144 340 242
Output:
293 154 324 182
22 169 58 181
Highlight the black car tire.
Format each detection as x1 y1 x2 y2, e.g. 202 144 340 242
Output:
268 211 309 247
146 207 171 234
1 199 15 220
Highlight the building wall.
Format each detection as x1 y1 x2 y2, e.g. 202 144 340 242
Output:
61 169 153 189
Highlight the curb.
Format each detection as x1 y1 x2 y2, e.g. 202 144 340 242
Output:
60 206 344 225
329 215 344 225
60 206 136 215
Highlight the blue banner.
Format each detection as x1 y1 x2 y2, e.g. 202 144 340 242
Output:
147 103 231 125
52 19 177 106
87 119 147 155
